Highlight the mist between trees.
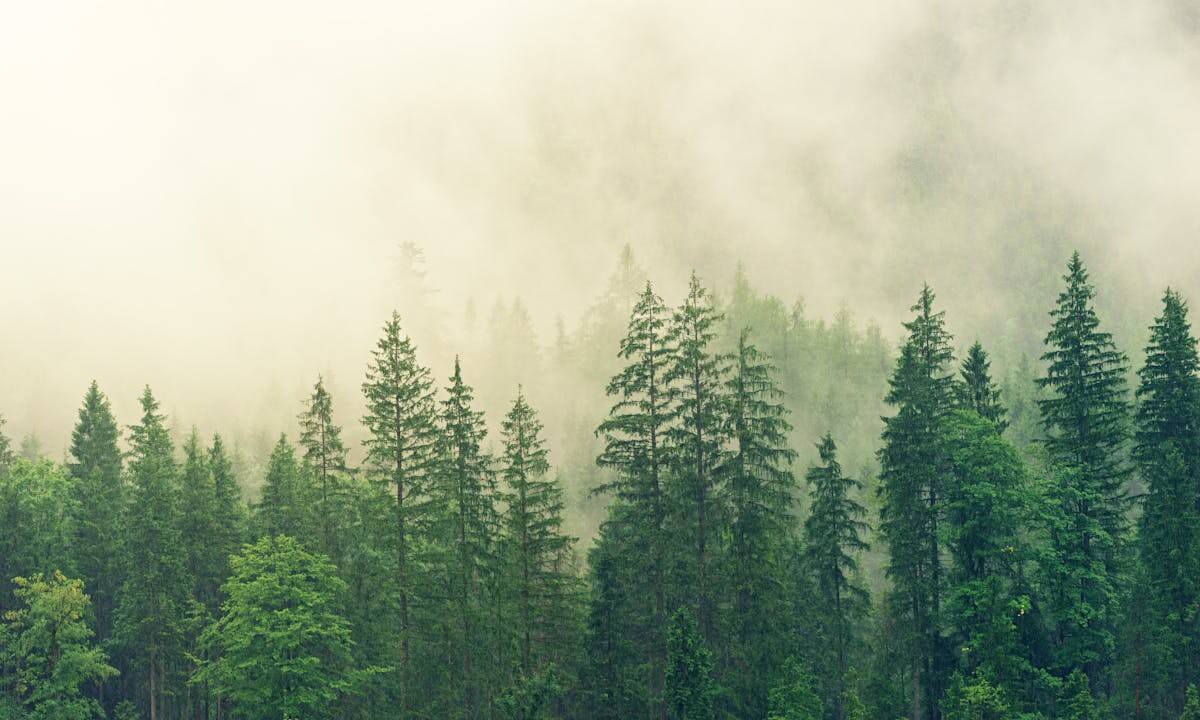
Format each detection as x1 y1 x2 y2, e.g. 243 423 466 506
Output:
2 245 1200 720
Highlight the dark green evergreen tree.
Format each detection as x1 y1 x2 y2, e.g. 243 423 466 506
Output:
595 282 675 720
665 272 728 642
114 387 188 720
803 433 869 720
1037 252 1131 686
361 311 439 717
67 381 124 651
298 376 350 561
208 434 246 580
665 608 715 720
256 434 309 540
878 285 956 720
957 342 1007 432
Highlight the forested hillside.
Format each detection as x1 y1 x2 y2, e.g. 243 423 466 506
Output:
2 247 1199 720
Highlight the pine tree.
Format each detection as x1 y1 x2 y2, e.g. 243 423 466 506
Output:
361 311 439 716
435 357 497 718
1059 669 1101 720
665 608 716 720
500 390 579 676
878 285 956 720
298 376 350 561
1182 685 1200 720
722 329 797 718
178 429 221 610
595 282 675 720
803 434 869 720
1133 288 1200 710
957 342 1007 432
208 434 246 581
67 381 124 650
256 434 308 540
114 386 188 720
665 272 728 642
1037 252 1131 685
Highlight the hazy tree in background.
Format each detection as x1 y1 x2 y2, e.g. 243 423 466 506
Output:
665 272 728 643
67 382 124 653
1037 252 1131 687
878 285 956 720
595 282 675 720
0 414 14 476
208 434 247 583
298 376 350 562
114 387 188 720
256 434 309 541
957 343 1007 432
722 329 797 717
804 433 869 720
361 311 439 717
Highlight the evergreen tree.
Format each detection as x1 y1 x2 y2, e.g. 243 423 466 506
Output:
298 376 350 561
208 434 246 582
500 390 579 676
665 272 728 642
1 571 117 720
1058 670 1101 720
1133 288 1200 711
722 328 797 718
939 673 1011 720
595 282 675 719
665 608 715 720
0 414 14 476
361 311 439 716
256 434 308 540
178 429 221 611
582 518 641 720
1037 252 1131 686
0 459 77 616
767 658 822 720
435 358 497 718
878 285 956 720
67 382 124 651
114 387 188 720
803 433 869 720
957 343 1007 432
1182 685 1200 720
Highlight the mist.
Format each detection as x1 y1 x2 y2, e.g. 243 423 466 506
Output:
2 0 1199 459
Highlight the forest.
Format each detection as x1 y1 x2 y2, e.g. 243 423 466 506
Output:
1 244 1199 720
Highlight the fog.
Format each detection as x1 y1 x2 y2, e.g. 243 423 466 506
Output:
2 0 1199 460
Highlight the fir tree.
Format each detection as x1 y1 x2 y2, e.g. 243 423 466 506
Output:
256 434 308 540
878 285 956 720
595 282 675 719
804 433 869 720
66 381 124 650
957 342 1007 432
665 272 728 641
114 387 188 720
665 608 716 720
722 328 797 718
361 311 439 716
178 429 221 611
298 376 349 561
0 413 14 476
208 434 246 581
1037 252 1131 685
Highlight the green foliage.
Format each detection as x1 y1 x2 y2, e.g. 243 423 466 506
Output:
665 608 715 720
1057 670 1101 720
958 342 1008 432
1 572 116 720
941 673 1012 720
767 657 822 720
256 433 309 540
0 460 77 616
196 535 372 720
298 376 350 561
496 665 565 720
1181 685 1200 720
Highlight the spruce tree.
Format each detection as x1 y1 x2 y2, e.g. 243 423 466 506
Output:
1134 288 1200 709
500 390 578 676
67 381 124 650
1037 252 1131 685
722 328 797 718
361 311 439 716
665 608 716 720
114 386 188 720
665 272 728 642
208 433 246 580
298 376 349 561
435 357 497 718
878 284 956 720
595 282 675 719
178 429 222 611
256 434 308 540
0 413 14 476
803 434 869 720
957 342 1007 432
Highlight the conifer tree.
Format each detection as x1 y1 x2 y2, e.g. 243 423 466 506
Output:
1133 288 1200 709
878 284 956 720
665 272 728 641
114 387 188 720
208 434 246 579
957 342 1007 432
256 434 308 540
178 429 222 611
665 608 716 720
595 282 675 719
722 329 797 718
1037 252 1131 685
0 413 14 476
582 518 640 720
298 376 349 561
803 434 869 720
501 390 579 677
435 357 497 718
361 311 439 716
67 381 124 649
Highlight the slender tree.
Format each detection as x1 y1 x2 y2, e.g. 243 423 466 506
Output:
665 608 716 720
256 434 309 541
298 376 349 561
957 342 1007 432
1037 252 1131 686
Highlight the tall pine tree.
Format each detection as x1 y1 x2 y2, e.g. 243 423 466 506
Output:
298 376 350 562
957 342 1007 432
